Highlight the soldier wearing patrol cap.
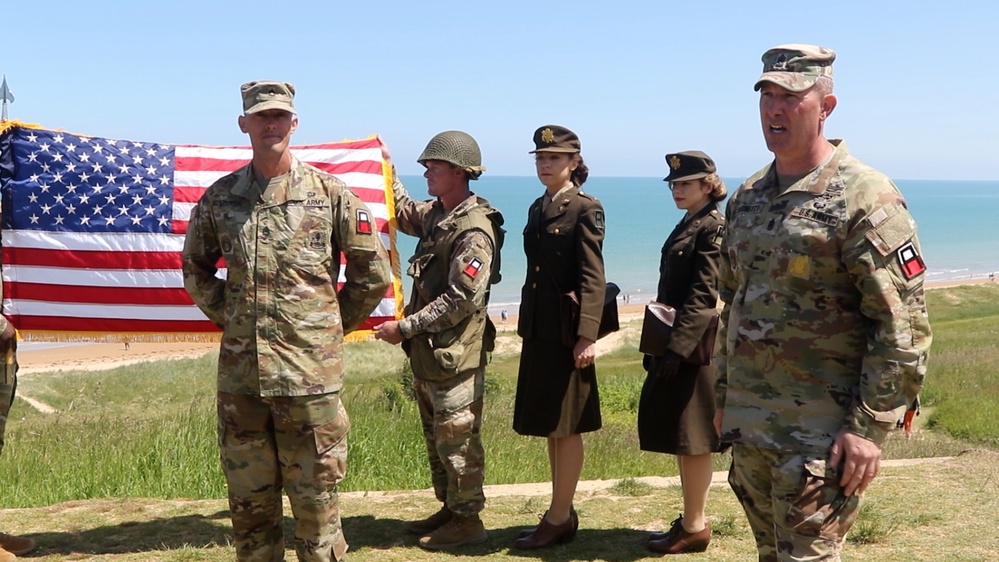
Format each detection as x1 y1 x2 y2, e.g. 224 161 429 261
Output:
638 150 727 555
374 131 504 550
183 80 391 562
511 125 607 549
715 45 932 560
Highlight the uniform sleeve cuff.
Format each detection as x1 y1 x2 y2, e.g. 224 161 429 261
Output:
846 409 893 446
398 318 414 339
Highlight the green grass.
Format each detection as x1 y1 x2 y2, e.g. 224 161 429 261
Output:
1 284 997 511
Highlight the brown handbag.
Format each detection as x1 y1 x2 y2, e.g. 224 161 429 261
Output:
639 301 676 356
559 282 621 347
685 313 719 366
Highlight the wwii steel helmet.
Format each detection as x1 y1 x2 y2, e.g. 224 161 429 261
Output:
417 130 486 180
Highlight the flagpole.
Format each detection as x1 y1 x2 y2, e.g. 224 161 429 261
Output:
0 75 13 122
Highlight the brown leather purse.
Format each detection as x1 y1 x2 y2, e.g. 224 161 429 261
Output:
559 282 621 347
639 301 676 356
685 313 719 366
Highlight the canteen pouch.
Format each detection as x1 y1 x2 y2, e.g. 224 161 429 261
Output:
684 313 719 366
639 302 676 357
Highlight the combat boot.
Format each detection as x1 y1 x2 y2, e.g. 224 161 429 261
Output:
405 504 453 535
418 513 487 550
0 533 34 556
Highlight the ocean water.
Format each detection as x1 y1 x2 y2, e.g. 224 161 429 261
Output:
395 176 999 313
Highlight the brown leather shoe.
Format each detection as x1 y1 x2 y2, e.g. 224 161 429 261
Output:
513 510 577 549
648 515 710 554
517 506 578 539
405 505 453 535
0 533 34 556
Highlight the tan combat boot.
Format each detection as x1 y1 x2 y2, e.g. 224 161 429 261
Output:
418 513 487 550
405 504 453 535
0 532 35 561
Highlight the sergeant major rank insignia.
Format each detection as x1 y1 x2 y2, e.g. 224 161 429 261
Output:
463 257 483 279
897 242 926 279
356 209 372 234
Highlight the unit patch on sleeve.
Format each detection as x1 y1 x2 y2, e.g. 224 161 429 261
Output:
897 242 926 279
463 257 484 279
356 209 372 234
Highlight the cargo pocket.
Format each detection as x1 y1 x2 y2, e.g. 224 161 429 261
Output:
313 400 350 487
784 458 861 541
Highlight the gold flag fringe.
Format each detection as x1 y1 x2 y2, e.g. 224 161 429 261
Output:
0 119 45 136
17 331 221 344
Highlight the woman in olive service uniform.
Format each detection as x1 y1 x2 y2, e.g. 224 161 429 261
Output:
638 150 726 555
513 125 607 549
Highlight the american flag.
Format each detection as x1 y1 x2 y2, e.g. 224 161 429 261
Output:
0 123 402 341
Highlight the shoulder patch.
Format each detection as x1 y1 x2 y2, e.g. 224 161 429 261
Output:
593 209 605 231
356 209 372 234
897 242 926 280
463 257 484 279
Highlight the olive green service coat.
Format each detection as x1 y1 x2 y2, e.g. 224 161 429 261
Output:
638 202 724 455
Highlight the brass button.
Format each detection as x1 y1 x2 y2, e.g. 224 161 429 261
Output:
534 266 540 272
532 282 537 289
554 228 560 234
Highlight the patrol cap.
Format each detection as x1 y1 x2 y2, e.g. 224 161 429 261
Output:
529 125 580 154
663 150 716 182
241 80 296 114
754 44 836 92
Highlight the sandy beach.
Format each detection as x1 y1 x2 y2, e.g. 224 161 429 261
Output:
13 278 993 376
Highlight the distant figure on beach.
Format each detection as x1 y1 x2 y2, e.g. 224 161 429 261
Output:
500 309 509 323
0 279 35 562
182 80 390 562
374 131 503 550
123 339 130 351
512 125 605 549
990 272 995 282
637 150 726 555
714 44 932 560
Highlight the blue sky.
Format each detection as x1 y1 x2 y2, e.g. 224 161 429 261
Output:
3 1 997 180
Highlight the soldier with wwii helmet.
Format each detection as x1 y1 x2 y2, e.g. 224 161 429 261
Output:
374 130 504 550
182 80 391 561
714 45 932 560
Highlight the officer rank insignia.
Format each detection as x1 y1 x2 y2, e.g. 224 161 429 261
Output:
356 209 372 234
541 128 555 143
897 242 926 279
668 155 681 170
463 257 484 279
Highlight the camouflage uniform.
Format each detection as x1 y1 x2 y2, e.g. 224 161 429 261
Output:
390 171 503 517
716 140 932 560
183 156 390 561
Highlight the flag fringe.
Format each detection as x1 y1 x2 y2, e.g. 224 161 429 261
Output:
0 119 44 136
17 330 221 344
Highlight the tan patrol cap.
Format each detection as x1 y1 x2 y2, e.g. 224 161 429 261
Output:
754 44 835 92
240 80 296 114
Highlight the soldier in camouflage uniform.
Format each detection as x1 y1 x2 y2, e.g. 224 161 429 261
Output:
714 45 932 561
182 80 390 562
374 131 503 550
0 301 36 561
